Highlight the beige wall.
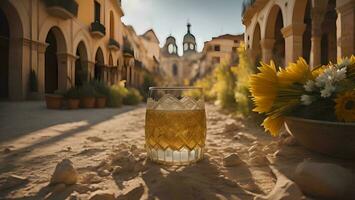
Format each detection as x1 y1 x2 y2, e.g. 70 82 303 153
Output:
0 0 127 100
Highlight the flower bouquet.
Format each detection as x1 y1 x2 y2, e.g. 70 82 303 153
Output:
249 56 355 157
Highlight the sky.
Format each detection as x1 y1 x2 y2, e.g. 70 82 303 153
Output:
121 0 244 55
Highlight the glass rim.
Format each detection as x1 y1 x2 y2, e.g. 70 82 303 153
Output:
149 86 203 90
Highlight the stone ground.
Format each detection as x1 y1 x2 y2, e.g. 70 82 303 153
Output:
0 102 354 200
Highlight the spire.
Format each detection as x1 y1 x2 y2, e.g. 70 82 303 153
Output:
187 23 191 34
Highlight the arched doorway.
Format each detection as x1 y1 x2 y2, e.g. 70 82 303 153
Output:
0 9 9 98
273 9 285 67
302 0 312 63
265 5 285 67
94 48 104 81
321 0 337 65
75 41 88 86
252 23 261 67
45 29 59 93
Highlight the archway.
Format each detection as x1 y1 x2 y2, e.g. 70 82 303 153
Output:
265 5 285 67
251 23 261 67
94 48 104 81
75 41 88 86
320 0 337 65
302 0 312 63
45 29 59 93
0 9 9 98
0 1 25 100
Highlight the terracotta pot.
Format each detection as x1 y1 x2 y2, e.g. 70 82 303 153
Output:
81 97 96 108
285 117 355 159
45 94 63 109
96 97 107 108
67 99 80 109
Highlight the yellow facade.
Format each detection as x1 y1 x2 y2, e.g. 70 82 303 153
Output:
0 0 148 100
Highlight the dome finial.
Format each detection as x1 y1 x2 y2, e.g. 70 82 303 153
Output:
187 22 191 34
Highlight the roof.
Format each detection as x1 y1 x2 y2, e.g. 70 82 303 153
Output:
211 34 244 41
141 29 160 44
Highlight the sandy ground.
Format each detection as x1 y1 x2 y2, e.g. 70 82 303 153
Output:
0 102 354 200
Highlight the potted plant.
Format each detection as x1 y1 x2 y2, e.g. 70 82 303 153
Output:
249 57 355 158
65 87 80 109
79 83 96 108
45 90 64 109
28 69 42 100
90 80 109 108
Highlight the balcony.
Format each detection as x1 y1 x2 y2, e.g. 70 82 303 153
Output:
108 38 120 50
242 0 256 16
43 0 78 19
90 21 106 37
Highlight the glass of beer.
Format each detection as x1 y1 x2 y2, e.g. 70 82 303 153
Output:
145 87 206 165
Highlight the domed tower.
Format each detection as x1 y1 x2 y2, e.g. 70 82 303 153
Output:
183 23 197 55
162 35 178 56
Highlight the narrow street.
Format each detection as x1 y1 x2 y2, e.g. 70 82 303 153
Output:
1 102 353 199
0 102 271 199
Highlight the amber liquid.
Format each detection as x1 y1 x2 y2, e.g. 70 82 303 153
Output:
145 109 206 164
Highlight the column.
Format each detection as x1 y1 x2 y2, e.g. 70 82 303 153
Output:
336 0 355 58
85 60 95 80
260 39 275 64
310 5 327 68
57 53 77 90
281 23 306 64
37 42 48 96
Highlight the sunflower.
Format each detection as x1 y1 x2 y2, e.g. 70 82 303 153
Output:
262 114 284 137
249 61 278 114
335 91 355 122
278 58 312 87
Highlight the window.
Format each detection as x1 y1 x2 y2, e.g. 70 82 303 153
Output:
168 44 174 54
172 64 178 76
232 47 237 52
184 43 188 51
212 57 220 64
214 45 220 51
189 43 194 50
94 1 101 22
234 40 239 43
110 11 114 38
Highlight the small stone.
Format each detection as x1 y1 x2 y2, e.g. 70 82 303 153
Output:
81 172 101 184
248 155 269 166
294 161 354 199
50 159 78 185
233 135 241 140
0 175 28 190
3 147 11 154
89 190 116 200
223 147 235 153
248 144 261 153
223 153 243 167
224 120 240 132
117 184 144 200
98 169 111 177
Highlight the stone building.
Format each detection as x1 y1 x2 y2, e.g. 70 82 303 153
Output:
159 23 202 86
122 26 161 88
0 0 152 101
243 0 354 68
200 34 244 74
